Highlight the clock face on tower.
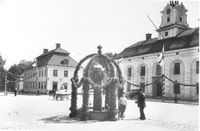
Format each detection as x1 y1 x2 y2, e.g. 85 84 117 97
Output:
166 9 171 14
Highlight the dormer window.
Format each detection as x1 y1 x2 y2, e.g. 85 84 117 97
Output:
61 59 69 65
167 17 170 22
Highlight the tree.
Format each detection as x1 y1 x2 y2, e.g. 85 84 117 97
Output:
18 60 33 71
7 60 33 91
0 54 5 91
104 52 119 60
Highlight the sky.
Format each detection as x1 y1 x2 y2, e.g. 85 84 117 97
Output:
0 0 199 69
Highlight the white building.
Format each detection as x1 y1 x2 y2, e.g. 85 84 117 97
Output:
117 1 199 100
22 43 80 94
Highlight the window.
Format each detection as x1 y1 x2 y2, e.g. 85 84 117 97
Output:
127 67 132 77
166 9 170 14
167 17 170 22
39 70 41 77
174 82 180 94
61 59 69 65
156 65 161 76
45 69 47 76
44 82 47 89
38 82 40 89
140 66 145 76
41 70 43 77
174 63 180 74
64 70 68 77
196 61 199 74
53 69 58 77
179 17 182 22
41 82 43 89
165 31 168 36
196 83 199 95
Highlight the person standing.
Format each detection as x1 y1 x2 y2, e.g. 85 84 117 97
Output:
136 89 146 120
118 93 127 119
14 88 17 96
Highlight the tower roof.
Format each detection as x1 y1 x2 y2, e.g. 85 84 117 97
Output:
161 1 187 13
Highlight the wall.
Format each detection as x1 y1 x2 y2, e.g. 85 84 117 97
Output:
118 46 199 100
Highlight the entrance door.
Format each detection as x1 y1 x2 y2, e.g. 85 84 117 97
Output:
156 82 162 97
152 77 162 97
53 82 58 90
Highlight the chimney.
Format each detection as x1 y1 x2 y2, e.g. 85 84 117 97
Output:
43 49 48 54
146 33 152 41
56 43 61 49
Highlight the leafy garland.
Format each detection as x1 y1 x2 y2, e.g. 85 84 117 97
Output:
82 55 122 120
108 78 119 120
69 53 97 118
81 80 90 120
70 53 124 121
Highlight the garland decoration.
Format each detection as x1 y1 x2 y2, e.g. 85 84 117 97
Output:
112 59 124 86
108 78 118 120
69 53 97 118
81 80 90 120
69 46 125 121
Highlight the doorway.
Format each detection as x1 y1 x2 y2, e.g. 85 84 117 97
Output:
152 77 162 97
156 82 162 96
53 82 58 90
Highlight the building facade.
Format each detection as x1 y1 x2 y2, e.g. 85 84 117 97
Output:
117 1 199 100
22 43 80 94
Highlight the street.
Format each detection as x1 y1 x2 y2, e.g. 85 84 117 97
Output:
0 94 198 131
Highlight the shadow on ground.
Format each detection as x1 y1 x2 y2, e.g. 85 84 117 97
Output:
40 115 143 124
40 115 99 124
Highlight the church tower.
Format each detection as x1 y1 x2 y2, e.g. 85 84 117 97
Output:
157 1 189 39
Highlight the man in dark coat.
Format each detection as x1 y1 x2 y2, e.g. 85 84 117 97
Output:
14 88 17 96
136 88 146 120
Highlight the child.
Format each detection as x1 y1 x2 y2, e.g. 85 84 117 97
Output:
118 93 127 119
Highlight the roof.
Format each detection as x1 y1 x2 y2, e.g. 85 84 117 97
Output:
48 55 78 67
37 48 70 58
161 1 187 13
36 47 78 67
117 27 199 59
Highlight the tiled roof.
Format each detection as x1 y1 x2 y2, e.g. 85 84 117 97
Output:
177 27 199 37
117 27 199 59
36 47 78 67
48 55 78 67
37 48 69 58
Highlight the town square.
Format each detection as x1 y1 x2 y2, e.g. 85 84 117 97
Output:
0 93 198 131
0 0 199 131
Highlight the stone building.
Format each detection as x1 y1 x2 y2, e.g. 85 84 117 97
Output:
22 43 80 94
117 1 199 100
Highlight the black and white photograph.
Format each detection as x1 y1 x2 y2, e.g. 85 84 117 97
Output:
0 0 199 130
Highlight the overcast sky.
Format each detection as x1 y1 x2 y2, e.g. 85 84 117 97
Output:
0 0 199 69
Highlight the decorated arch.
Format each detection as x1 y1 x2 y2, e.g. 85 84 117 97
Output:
69 45 124 120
